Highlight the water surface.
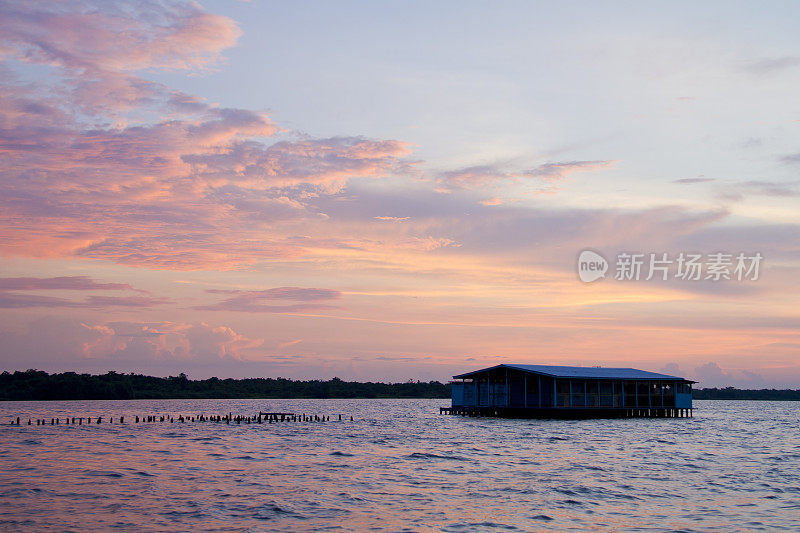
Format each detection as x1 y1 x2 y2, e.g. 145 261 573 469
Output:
1 399 798 531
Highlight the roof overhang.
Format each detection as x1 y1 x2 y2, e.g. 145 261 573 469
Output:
453 363 696 382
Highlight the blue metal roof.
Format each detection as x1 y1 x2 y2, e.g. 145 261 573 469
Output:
453 364 692 381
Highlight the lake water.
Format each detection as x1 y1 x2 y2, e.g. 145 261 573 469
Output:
0 399 798 532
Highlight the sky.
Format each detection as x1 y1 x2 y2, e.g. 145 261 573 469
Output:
0 0 798 387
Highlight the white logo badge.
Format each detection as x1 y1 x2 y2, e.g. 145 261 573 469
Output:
578 250 608 283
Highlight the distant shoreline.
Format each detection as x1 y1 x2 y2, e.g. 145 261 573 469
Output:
2 371 799 402
0 370 450 401
692 388 800 401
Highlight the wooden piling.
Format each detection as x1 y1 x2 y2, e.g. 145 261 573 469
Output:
18 410 354 429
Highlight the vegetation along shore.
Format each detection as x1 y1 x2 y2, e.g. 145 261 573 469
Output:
2 370 800 402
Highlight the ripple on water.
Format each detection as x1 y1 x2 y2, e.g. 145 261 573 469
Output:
84 470 124 478
1 399 800 532
406 452 470 461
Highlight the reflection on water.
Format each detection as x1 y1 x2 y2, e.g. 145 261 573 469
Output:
1 399 799 531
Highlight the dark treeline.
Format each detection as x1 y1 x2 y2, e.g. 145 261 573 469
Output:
0 370 450 401
3 371 800 401
693 387 800 401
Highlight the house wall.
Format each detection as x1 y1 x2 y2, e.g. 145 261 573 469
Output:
463 381 476 406
452 370 693 410
675 392 692 408
451 382 465 406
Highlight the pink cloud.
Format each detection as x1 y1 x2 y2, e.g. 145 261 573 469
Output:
198 287 342 313
79 321 263 361
0 1 240 72
0 276 135 291
0 293 84 309
252 287 342 301
83 295 172 308
0 318 262 362
278 339 303 349
436 164 515 192
0 1 620 278
480 197 503 206
0 275 168 308
693 362 766 388
526 160 616 181
182 136 411 190
71 72 160 115
405 236 459 251
205 289 241 295
0 292 170 309
0 2 413 270
674 177 716 184
0 1 241 119
436 160 616 192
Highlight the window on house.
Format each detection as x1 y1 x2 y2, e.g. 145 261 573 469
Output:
599 381 613 407
571 380 586 407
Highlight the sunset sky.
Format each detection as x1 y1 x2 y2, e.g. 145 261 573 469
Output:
1 1 799 386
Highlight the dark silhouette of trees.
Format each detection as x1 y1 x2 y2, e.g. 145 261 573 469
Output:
0 370 450 400
3 371 797 401
692 386 800 401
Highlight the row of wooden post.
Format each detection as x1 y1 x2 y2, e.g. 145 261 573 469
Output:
7 413 354 426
